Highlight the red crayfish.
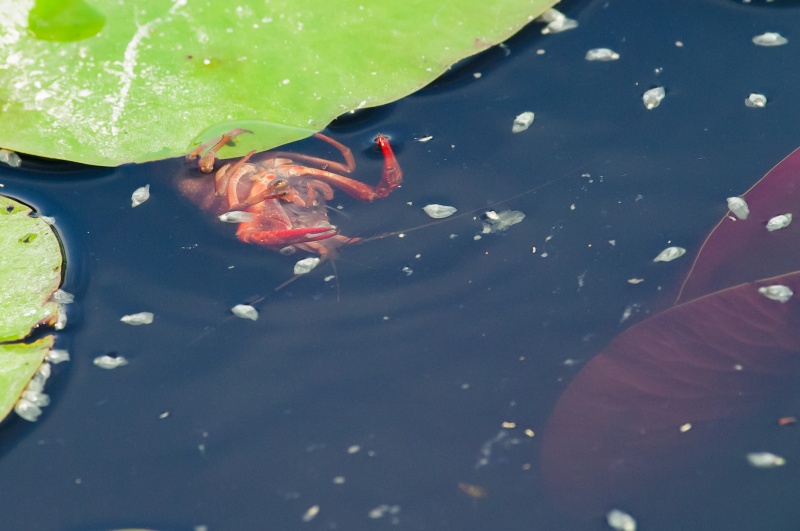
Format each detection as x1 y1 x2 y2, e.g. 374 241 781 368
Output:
179 129 402 258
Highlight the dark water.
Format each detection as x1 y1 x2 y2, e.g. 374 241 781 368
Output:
2 0 800 529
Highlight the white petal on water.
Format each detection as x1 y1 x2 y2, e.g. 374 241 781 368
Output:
15 399 42 422
219 211 255 223
294 257 320 275
758 285 793 303
745 93 767 108
120 311 154 325
747 452 786 468
606 509 637 531
231 304 258 321
131 184 150 207
642 87 665 110
52 289 74 304
585 48 620 61
766 213 792 231
47 349 70 364
653 246 686 262
752 32 788 46
481 210 526 234
423 204 457 218
726 197 750 219
93 355 129 369
512 111 535 133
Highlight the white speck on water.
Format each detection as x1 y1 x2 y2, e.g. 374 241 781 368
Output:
294 257 320 275
481 210 525 234
747 451 786 468
302 505 320 522
726 197 750 219
15 399 42 422
643 87 665 109
93 355 129 369
607 508 636 531
538 9 578 34
0 149 21 168
47 349 70 364
653 246 685 262
423 204 457 218
52 289 74 304
131 184 150 207
219 211 254 223
585 48 619 61
745 93 767 108
758 285 793 303
231 304 258 321
752 32 788 46
766 213 792 231
120 312 154 325
512 111 534 133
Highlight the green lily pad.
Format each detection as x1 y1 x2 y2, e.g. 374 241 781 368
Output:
0 196 62 342
0 337 53 423
0 195 64 425
0 0 558 166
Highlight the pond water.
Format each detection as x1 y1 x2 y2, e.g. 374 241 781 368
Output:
3 0 800 529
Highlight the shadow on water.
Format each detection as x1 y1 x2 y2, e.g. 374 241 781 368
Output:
2 0 800 529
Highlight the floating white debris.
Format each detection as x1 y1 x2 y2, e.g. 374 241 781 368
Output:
747 451 786 468
15 399 42 422
642 87 665 110
294 257 320 275
47 349 70 364
52 289 74 304
0 149 21 168
745 93 767 108
481 210 526 234
585 48 620 61
512 111 535 133
401 266 413 276
758 284 793 303
131 184 150 207
752 32 788 46
231 304 258 321
120 312 154 325
766 213 792 231
606 508 637 531
423 204 457 218
653 246 686 262
726 197 750 219
93 355 128 369
40 215 56 225
218 211 254 223
538 8 579 34
302 505 320 523
415 136 433 142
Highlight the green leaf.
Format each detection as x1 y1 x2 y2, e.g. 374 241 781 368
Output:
0 195 62 342
0 337 53 423
0 0 558 166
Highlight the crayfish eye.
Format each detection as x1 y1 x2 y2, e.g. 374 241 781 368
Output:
271 179 288 190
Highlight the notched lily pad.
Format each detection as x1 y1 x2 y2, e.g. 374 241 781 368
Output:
0 196 63 342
